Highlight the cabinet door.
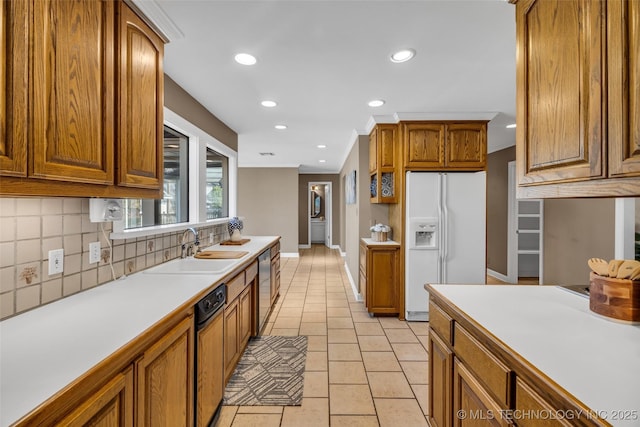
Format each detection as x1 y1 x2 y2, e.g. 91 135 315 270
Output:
608 0 640 177
239 285 252 350
59 367 134 427
137 316 193 427
378 125 396 170
404 123 445 169
514 377 572 427
446 123 486 169
452 358 510 427
366 248 397 313
0 0 28 177
31 0 115 184
516 0 605 185
197 312 224 427
270 253 280 305
117 3 163 190
429 332 452 427
224 298 240 382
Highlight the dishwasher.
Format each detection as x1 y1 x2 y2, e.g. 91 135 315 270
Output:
194 283 226 427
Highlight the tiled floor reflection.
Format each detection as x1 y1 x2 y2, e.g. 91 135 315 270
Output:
215 244 430 427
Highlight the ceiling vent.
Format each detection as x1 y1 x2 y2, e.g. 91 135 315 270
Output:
259 152 275 156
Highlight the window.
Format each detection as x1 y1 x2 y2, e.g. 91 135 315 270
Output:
123 126 189 229
206 148 228 219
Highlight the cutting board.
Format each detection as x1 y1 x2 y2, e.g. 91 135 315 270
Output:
194 251 248 259
220 238 250 246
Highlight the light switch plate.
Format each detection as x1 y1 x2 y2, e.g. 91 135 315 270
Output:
89 242 101 264
49 249 64 275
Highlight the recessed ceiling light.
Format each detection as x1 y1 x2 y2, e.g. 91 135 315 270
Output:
261 100 277 108
506 123 517 128
319 160 326 163
317 145 327 149
274 124 287 130
234 53 256 65
390 49 416 63
368 99 385 107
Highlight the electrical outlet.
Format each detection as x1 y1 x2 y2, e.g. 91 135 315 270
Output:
89 241 101 264
209 233 214 244
49 249 64 275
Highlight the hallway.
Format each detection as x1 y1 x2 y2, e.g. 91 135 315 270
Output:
215 244 430 427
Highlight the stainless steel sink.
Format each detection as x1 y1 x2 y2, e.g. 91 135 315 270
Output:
144 258 237 275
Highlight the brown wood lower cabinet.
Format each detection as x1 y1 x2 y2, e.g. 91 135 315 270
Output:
136 316 193 427
428 295 608 427
429 332 452 427
359 240 400 314
58 366 134 427
224 272 255 383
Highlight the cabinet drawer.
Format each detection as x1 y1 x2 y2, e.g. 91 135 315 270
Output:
515 377 573 427
226 271 246 303
245 260 258 284
453 323 510 407
429 301 453 344
270 241 280 258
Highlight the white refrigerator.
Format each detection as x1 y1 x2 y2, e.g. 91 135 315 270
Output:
405 171 486 321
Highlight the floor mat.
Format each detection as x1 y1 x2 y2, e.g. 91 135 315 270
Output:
223 335 308 406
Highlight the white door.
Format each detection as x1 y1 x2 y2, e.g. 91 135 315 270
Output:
507 161 544 284
324 184 332 247
443 172 486 284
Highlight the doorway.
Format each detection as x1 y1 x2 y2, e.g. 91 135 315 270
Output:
308 182 332 248
507 161 544 284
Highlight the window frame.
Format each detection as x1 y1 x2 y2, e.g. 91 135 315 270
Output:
111 107 237 239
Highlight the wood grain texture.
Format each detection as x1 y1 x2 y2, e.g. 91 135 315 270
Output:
362 242 400 314
239 285 252 349
58 367 134 427
428 289 610 427
404 122 445 169
369 124 399 203
196 312 224 427
429 332 453 427
516 0 605 185
136 315 193 427
194 251 248 259
608 0 640 177
117 2 163 189
31 0 114 184
446 123 486 169
515 377 573 427
225 271 246 303
0 0 28 177
378 125 396 170
223 299 240 383
515 175 640 198
589 272 640 322
369 127 378 173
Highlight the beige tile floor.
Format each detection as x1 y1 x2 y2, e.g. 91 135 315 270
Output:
215 245 431 427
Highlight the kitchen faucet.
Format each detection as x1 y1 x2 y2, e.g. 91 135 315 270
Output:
181 227 201 258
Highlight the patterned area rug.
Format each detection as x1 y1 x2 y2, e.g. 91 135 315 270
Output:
223 336 308 406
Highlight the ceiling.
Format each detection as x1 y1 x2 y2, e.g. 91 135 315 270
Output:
148 0 516 173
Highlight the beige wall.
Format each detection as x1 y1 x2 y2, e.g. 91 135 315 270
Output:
164 74 237 150
543 198 615 285
487 146 516 275
298 174 340 247
238 168 299 254
340 135 388 288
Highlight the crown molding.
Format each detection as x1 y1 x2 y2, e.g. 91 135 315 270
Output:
128 0 184 42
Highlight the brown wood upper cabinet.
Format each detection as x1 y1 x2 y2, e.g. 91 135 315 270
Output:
0 0 164 198
369 124 399 203
514 0 640 197
403 122 487 171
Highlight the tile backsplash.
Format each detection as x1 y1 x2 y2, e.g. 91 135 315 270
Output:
0 197 229 320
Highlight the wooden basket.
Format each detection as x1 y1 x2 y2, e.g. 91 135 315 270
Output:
589 272 640 322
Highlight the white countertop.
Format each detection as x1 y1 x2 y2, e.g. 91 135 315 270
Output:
0 236 278 427
360 238 400 246
428 284 640 426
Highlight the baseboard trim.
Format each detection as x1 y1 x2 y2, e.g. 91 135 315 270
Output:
344 262 363 302
487 269 510 283
298 244 311 249
281 252 299 258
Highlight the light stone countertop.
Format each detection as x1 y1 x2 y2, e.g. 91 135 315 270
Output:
0 236 279 427
427 284 640 427
360 237 400 246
